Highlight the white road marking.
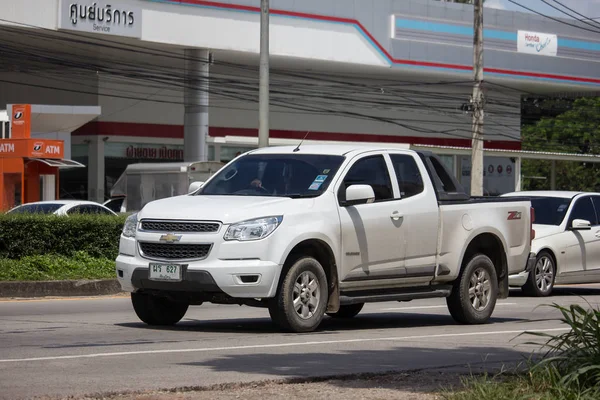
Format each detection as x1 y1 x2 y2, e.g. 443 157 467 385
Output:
380 303 517 311
0 327 569 364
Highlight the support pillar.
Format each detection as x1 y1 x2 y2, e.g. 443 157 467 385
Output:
551 160 557 190
88 136 104 202
184 48 210 162
515 157 522 192
453 155 461 181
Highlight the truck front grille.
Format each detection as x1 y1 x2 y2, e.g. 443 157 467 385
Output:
140 220 220 233
139 242 212 260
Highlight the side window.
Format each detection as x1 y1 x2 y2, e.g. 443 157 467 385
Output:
339 155 393 203
592 196 600 225
98 207 114 215
429 156 457 193
389 154 424 199
569 197 597 225
89 205 113 215
67 205 83 215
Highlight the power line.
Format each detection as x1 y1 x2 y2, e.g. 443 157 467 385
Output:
507 0 600 34
541 1 600 31
549 1 600 29
0 16 581 146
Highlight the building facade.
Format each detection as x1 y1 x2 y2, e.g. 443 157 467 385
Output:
1 0 599 201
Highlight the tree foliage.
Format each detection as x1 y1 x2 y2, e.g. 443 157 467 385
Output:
521 97 600 191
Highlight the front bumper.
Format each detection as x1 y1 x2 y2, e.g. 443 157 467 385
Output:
116 254 282 299
509 252 536 287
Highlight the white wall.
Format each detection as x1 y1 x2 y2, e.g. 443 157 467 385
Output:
0 0 59 29
141 1 388 67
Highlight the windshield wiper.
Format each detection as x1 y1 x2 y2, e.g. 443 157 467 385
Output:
284 193 319 199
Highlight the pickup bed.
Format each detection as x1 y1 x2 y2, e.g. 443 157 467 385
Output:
116 145 536 332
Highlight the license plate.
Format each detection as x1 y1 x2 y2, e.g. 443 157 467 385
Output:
149 263 182 281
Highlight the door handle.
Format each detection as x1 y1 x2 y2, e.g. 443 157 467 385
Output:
595 231 600 238
391 211 403 221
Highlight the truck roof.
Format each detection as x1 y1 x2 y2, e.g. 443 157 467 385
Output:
247 144 412 157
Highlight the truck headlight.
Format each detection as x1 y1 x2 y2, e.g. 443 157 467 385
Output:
122 213 138 238
224 216 283 241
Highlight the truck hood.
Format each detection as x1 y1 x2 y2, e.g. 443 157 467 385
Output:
533 224 563 240
137 195 307 224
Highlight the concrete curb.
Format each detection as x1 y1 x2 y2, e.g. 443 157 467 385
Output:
0 279 123 298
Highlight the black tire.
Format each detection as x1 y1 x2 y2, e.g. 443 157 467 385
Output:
268 256 329 333
522 251 556 297
326 303 364 319
446 254 498 324
131 292 189 326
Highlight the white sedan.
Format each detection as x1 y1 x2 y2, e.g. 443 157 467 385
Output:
502 190 600 296
7 200 117 216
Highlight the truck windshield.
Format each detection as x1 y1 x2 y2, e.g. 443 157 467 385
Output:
197 154 345 198
529 196 572 225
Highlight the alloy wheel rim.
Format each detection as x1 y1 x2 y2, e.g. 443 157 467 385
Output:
535 256 554 292
468 267 492 311
293 271 320 319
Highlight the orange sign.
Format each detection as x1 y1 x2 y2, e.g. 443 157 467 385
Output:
10 104 31 139
0 139 64 159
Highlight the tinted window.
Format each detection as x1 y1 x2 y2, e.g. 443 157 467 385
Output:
569 197 597 225
67 205 85 215
593 197 600 224
390 154 424 199
339 155 393 202
89 206 114 215
430 157 457 193
529 197 571 225
68 205 113 215
7 203 62 214
103 198 125 213
199 154 345 198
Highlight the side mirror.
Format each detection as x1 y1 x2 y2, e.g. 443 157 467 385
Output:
188 181 204 194
571 219 592 230
344 184 375 206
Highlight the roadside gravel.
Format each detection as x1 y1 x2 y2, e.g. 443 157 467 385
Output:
60 371 463 400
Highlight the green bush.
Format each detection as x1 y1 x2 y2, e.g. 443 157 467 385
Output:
444 302 600 400
0 252 116 281
526 303 600 398
0 213 127 259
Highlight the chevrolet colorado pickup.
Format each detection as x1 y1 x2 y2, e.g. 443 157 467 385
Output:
116 145 535 333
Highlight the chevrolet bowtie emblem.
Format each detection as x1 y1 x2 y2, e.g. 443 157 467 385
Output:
159 233 182 243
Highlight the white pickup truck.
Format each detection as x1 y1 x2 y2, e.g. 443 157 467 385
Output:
116 145 535 333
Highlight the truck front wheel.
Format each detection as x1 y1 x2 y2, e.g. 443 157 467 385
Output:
131 292 189 326
446 254 498 324
268 256 329 333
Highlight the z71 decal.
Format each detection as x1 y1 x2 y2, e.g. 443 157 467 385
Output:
507 211 522 220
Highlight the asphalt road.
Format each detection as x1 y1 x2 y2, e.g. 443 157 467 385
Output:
1 285 599 400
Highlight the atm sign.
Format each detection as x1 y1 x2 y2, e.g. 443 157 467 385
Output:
30 141 63 157
46 145 61 155
0 143 15 153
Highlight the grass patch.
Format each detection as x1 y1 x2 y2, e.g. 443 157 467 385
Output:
0 252 116 281
443 302 600 400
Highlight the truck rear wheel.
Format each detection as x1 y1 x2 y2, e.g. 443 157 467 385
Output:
326 303 364 319
268 256 328 333
131 292 189 326
446 254 498 324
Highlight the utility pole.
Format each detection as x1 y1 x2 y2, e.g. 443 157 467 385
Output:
470 0 484 196
258 0 270 148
